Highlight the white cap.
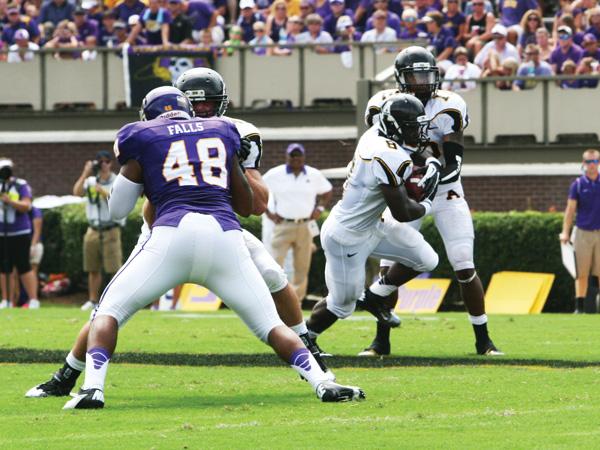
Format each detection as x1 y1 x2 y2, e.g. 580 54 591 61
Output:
128 14 140 26
0 159 13 169
81 0 98 9
239 0 255 9
336 15 353 31
491 23 507 37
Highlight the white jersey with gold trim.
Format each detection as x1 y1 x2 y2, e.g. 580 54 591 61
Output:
227 117 262 169
330 126 413 242
365 88 468 193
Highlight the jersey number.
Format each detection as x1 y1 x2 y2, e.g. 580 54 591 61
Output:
162 138 228 189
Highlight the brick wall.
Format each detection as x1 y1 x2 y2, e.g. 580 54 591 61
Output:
0 140 574 211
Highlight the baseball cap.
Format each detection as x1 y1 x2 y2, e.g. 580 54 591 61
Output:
286 143 305 155
74 6 86 15
128 14 140 26
81 0 98 9
329 0 344 4
583 33 598 43
7 5 19 14
168 0 183 4
114 21 127 29
96 150 112 160
336 15 353 31
557 25 573 36
239 0 255 9
0 159 14 170
491 24 507 37
14 29 29 40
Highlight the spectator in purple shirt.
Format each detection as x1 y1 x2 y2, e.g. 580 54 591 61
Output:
553 0 584 39
415 0 437 31
1 5 40 46
365 0 401 37
582 32 600 60
128 0 172 46
399 8 428 39
237 0 266 43
557 13 585 46
550 25 584 73
517 9 542 54
323 0 353 37
584 7 600 41
114 0 146 25
575 56 600 87
442 0 465 42
0 159 39 309
39 0 75 26
98 11 119 47
498 0 540 45
424 11 456 71
314 0 332 21
186 0 218 43
73 7 99 46
354 0 402 31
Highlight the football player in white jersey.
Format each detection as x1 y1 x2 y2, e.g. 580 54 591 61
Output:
304 93 441 343
359 46 503 357
25 69 335 400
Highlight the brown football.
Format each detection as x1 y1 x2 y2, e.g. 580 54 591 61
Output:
404 166 425 201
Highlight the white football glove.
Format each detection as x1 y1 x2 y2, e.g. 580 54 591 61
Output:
417 157 441 200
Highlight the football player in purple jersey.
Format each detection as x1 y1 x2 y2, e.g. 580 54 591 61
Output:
62 86 364 409
26 69 335 401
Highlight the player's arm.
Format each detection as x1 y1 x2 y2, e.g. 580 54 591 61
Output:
230 154 254 217
560 199 577 244
108 159 144 220
245 169 269 216
440 131 464 183
381 184 429 222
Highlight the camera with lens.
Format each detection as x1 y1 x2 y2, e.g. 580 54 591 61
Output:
91 160 101 176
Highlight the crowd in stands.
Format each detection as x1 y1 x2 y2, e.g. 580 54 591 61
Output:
1 0 600 88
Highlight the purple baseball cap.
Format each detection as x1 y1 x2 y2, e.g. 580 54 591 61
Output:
583 33 598 43
286 143 305 154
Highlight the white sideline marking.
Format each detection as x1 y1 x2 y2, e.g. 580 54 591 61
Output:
163 313 444 321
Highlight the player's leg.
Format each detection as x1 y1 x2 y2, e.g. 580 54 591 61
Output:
306 221 378 346
242 229 333 376
64 225 188 409
83 227 101 310
199 217 363 402
432 192 502 355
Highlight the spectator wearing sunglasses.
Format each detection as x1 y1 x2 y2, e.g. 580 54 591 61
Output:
249 20 274 54
399 8 428 40
560 149 600 313
550 25 584 73
498 0 541 45
442 0 466 42
73 151 124 312
513 43 553 90
464 0 495 55
581 32 600 60
518 9 542 54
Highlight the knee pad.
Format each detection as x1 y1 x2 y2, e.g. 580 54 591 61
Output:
261 266 288 293
447 240 474 271
413 247 439 273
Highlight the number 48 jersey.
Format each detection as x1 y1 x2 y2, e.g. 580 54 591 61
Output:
114 117 242 231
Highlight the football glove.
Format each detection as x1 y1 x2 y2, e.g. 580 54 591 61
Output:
417 157 441 200
237 137 252 164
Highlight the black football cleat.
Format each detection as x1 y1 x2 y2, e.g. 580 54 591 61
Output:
316 381 366 402
476 340 505 356
357 289 401 328
63 388 105 409
357 342 391 357
25 365 80 398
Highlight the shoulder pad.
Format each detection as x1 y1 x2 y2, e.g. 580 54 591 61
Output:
364 88 399 127
228 117 262 169
428 90 469 133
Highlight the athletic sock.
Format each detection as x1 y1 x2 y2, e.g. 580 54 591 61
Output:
289 348 328 390
576 297 584 312
369 276 397 297
374 321 391 347
469 314 489 344
82 347 111 391
63 351 86 380
290 321 308 336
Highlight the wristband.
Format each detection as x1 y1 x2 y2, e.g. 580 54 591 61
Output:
424 156 441 167
419 198 432 216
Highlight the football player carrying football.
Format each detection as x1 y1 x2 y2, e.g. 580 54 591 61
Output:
359 46 503 357
304 93 441 343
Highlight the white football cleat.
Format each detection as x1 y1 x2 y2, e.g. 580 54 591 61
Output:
63 388 104 409
28 299 40 309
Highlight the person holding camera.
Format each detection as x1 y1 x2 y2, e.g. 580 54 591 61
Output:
73 151 124 311
0 158 40 309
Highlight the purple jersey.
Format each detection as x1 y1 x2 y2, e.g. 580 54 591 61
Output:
550 43 584 73
115 117 242 231
77 18 99 42
443 11 465 38
114 0 146 23
187 0 215 31
498 0 539 27
569 175 600 230
0 178 32 236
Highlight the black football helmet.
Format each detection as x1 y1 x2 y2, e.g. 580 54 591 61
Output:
174 67 229 118
394 46 440 104
378 93 429 149
139 86 194 121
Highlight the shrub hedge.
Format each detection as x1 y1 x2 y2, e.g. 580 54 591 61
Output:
40 205 572 312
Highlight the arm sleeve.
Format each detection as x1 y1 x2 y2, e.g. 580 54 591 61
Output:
372 151 412 187
108 173 144 221
568 180 579 200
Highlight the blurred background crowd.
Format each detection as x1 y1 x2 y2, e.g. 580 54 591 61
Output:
1 0 600 88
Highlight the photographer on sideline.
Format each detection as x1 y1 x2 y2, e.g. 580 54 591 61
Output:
560 149 600 313
0 159 40 309
73 151 123 311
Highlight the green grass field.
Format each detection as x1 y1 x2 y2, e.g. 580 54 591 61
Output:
2 308 600 449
